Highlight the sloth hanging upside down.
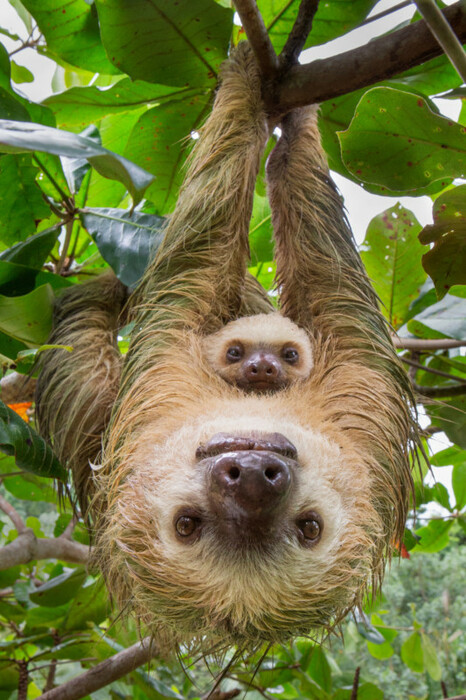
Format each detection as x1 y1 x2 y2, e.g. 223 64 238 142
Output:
36 43 417 652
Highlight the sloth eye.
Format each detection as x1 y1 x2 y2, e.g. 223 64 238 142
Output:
283 347 299 364
296 512 323 546
226 344 244 362
175 513 202 541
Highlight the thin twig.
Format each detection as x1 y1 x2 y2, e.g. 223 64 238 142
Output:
413 382 466 398
0 492 26 533
39 637 157 700
280 0 320 67
56 218 74 275
401 357 466 384
393 337 466 350
360 1 412 27
350 666 360 700
413 0 466 81
233 0 278 78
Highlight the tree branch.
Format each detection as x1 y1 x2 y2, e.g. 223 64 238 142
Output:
280 0 320 67
277 2 466 111
39 637 157 700
401 357 466 384
413 383 466 398
0 530 89 570
350 667 360 700
0 372 37 405
393 337 466 351
233 0 279 78
413 0 466 82
0 492 26 533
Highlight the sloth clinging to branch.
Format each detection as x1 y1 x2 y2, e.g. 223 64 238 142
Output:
37 41 417 653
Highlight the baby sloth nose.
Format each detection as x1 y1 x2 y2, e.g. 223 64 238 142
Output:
209 451 292 519
244 351 280 382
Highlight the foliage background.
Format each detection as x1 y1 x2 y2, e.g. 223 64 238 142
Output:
0 0 465 698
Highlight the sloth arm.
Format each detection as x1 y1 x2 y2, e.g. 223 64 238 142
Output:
132 44 269 347
266 107 402 370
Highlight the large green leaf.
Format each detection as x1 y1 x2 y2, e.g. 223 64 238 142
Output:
0 120 155 206
258 0 377 52
46 79 199 129
421 633 442 681
0 400 66 481
0 283 53 344
124 93 211 214
64 579 110 630
249 193 274 265
81 208 165 288
29 568 87 607
414 519 453 553
0 226 60 267
20 0 119 75
95 0 233 88
452 462 466 510
339 87 465 194
0 154 50 247
360 204 425 329
401 631 424 673
407 289 466 339
419 185 466 299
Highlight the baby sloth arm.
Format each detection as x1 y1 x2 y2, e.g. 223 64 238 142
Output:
203 313 313 393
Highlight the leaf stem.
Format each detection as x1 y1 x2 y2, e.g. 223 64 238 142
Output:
33 154 70 204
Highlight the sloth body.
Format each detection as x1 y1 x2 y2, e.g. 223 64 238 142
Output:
204 313 313 393
36 44 416 652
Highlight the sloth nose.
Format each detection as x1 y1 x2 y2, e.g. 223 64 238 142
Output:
244 351 280 381
209 451 292 518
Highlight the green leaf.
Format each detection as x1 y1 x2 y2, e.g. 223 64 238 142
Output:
20 0 119 75
414 519 453 553
46 79 198 129
0 330 27 361
360 204 425 329
0 400 66 481
421 633 442 681
428 395 466 449
431 445 466 468
0 120 155 206
0 226 60 267
452 462 466 509
10 61 33 84
250 194 273 265
0 154 50 246
407 291 466 340
306 647 332 693
371 613 398 643
419 185 466 299
0 283 53 345
367 640 394 660
29 568 87 607
339 87 464 194
259 0 377 52
401 631 424 673
95 0 233 88
64 579 110 630
81 207 165 288
124 93 211 214
431 482 451 511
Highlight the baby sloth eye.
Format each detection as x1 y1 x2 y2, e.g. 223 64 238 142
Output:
175 512 202 542
226 344 244 363
296 511 323 546
282 347 299 364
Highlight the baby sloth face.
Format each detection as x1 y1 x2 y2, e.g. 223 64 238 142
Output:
204 313 313 393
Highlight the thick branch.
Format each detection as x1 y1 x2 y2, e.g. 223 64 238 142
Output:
0 530 89 570
277 2 466 111
233 0 278 78
0 373 36 405
393 337 466 350
39 637 157 700
413 383 466 398
280 0 320 67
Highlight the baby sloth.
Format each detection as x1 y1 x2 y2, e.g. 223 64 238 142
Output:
204 313 313 393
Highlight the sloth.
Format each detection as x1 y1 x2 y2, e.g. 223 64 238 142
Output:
203 313 313 393
36 43 417 653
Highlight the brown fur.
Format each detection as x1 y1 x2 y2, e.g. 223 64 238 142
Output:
36 43 417 653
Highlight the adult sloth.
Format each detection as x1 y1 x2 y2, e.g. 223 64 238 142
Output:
37 44 416 653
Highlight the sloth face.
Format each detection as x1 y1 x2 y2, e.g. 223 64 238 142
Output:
105 404 378 650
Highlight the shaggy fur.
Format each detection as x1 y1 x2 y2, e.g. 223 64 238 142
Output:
36 43 417 653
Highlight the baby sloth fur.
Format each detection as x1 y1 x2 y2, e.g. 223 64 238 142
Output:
36 43 417 653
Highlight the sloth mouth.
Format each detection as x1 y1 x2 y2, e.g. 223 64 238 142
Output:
196 432 298 460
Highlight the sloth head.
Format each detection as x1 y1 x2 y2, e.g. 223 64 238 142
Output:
203 313 313 393
98 389 384 652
